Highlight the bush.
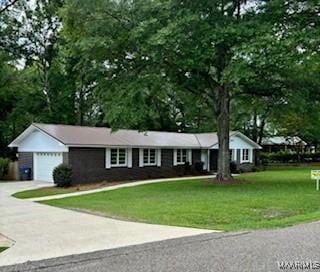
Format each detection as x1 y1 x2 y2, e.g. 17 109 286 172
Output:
260 151 320 164
230 161 238 173
0 158 10 179
195 161 204 172
53 164 72 187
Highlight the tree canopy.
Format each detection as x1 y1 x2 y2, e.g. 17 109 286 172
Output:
0 0 319 179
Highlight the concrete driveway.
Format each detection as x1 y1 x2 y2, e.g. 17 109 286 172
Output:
0 181 212 267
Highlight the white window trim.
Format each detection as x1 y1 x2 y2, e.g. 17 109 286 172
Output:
241 149 252 163
106 148 129 168
139 149 161 167
143 149 157 166
174 149 192 166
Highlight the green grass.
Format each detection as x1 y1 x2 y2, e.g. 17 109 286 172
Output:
0 247 8 253
13 182 116 199
13 187 78 199
41 167 320 231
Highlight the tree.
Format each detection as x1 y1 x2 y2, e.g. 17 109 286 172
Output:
61 0 319 181
0 0 18 14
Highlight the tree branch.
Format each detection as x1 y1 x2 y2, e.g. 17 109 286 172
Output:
0 0 19 14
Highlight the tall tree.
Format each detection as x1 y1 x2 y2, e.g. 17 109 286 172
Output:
61 0 319 181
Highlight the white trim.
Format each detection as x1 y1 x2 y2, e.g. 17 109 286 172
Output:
139 149 144 167
9 124 66 148
109 148 128 167
188 149 192 165
241 148 252 163
174 149 190 165
33 153 37 180
157 149 161 167
210 132 262 150
127 148 132 168
201 149 209 171
105 148 111 169
142 148 157 166
173 149 178 166
13 129 67 152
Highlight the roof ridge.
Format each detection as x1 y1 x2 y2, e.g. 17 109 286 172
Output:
32 123 219 136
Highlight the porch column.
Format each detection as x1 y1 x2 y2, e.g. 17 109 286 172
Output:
207 149 210 172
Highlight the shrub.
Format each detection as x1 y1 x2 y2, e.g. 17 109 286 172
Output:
184 161 191 171
230 161 238 173
0 158 10 179
260 151 320 164
195 161 204 172
53 164 72 187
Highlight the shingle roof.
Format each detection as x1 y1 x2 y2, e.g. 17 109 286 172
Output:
10 123 261 149
33 123 207 148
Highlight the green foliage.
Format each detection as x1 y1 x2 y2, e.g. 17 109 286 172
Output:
261 152 320 164
0 157 10 178
0 0 320 173
43 167 320 231
53 164 73 187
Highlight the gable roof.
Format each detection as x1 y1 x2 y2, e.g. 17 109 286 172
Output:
9 123 261 149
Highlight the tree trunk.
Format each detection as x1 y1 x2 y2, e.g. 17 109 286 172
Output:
257 118 266 145
252 110 258 142
215 86 232 181
78 86 84 126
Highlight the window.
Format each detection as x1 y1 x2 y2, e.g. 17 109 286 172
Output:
242 149 250 162
110 148 127 166
176 149 188 164
143 149 157 166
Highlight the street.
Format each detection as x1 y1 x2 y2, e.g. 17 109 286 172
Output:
2 221 320 272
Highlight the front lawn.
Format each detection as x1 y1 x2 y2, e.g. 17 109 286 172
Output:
41 167 320 231
13 187 78 199
13 181 127 199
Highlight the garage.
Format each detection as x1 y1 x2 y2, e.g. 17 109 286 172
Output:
33 152 63 182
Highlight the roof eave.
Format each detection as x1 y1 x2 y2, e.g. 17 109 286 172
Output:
208 131 262 149
8 123 66 148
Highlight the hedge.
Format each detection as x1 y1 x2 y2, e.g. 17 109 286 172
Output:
260 152 320 164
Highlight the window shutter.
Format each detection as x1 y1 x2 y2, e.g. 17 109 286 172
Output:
139 149 144 167
127 148 132 168
188 149 192 164
105 148 111 169
157 149 161 167
173 149 177 166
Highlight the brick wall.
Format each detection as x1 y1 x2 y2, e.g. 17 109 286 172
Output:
18 152 33 179
68 147 203 184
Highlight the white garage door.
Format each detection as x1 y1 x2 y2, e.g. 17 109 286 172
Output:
34 152 63 182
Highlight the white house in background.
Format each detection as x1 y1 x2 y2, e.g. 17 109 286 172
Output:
262 136 308 153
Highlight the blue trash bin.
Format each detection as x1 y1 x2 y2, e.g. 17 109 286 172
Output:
19 166 31 181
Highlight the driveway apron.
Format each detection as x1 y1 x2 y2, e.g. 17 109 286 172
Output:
0 181 212 266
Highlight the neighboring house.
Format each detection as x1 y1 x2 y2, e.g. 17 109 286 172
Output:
9 123 262 184
261 136 308 153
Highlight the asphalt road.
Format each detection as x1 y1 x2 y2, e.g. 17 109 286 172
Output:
2 221 320 272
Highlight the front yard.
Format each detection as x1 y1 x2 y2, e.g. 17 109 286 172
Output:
13 181 129 199
41 167 320 231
